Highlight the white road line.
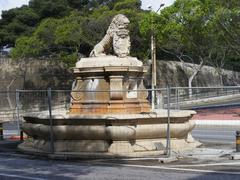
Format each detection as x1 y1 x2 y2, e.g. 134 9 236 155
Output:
193 134 234 138
0 173 44 180
195 140 234 144
193 130 236 133
169 162 240 167
108 163 240 175
195 120 240 126
118 157 162 161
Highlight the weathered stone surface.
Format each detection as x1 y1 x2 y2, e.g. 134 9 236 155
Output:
20 139 109 152
21 119 195 140
71 56 150 114
0 58 72 91
145 60 240 88
0 58 72 123
76 56 142 68
19 109 199 156
89 14 130 58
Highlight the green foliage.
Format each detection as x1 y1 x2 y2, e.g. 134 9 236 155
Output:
10 0 146 66
0 0 90 47
15 7 39 26
140 0 240 70
59 52 79 67
0 6 39 46
11 36 45 58
113 0 141 11
29 0 71 18
11 12 83 65
3 0 239 70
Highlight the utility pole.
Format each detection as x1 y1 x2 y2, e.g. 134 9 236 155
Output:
149 3 164 111
151 31 156 110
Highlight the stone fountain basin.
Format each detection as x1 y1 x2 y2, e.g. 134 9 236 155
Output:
19 110 200 158
22 110 196 141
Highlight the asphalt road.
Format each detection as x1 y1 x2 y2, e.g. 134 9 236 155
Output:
1 123 240 179
192 126 238 144
0 152 240 180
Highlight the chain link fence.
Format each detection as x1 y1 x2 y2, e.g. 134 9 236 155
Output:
0 86 240 157
170 87 240 154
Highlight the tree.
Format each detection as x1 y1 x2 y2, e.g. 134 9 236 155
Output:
209 1 240 72
11 12 83 66
28 0 71 19
0 0 75 47
11 0 146 66
11 36 45 58
140 0 240 95
0 6 39 46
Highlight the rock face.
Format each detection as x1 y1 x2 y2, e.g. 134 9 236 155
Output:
152 61 240 88
0 58 73 91
1 58 239 93
0 58 73 114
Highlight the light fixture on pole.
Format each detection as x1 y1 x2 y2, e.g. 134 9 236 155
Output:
149 3 164 111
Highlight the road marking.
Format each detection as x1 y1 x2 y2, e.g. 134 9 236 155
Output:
195 140 234 144
117 157 163 161
193 129 236 133
169 162 240 167
193 134 234 138
0 173 44 180
100 162 240 175
195 120 240 126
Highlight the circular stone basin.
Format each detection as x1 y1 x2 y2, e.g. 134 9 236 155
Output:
18 110 200 158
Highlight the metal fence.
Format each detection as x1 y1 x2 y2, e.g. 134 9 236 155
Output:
165 87 240 155
0 86 240 157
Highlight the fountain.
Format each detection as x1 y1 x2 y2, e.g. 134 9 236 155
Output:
18 14 199 158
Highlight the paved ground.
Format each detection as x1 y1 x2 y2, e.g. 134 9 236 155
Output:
1 118 240 179
192 126 237 144
1 121 239 180
0 130 239 180
192 107 240 120
0 154 240 180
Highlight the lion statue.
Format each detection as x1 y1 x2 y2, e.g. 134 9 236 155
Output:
89 14 131 58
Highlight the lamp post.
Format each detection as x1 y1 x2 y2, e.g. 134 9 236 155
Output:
149 3 164 110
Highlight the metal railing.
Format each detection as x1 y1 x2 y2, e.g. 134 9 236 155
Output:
0 86 240 157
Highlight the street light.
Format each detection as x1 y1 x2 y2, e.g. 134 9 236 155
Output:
157 3 165 12
149 3 165 110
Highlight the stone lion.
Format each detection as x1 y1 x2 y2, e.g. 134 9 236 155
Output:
89 14 130 58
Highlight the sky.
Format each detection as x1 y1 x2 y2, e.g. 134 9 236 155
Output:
0 0 175 17
0 0 29 16
141 0 175 11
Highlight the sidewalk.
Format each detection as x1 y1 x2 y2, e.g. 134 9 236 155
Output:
192 106 240 126
0 140 237 167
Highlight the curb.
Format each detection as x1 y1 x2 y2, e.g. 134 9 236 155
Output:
194 119 240 126
230 152 240 160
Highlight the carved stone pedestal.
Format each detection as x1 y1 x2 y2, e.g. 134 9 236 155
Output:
70 56 151 114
